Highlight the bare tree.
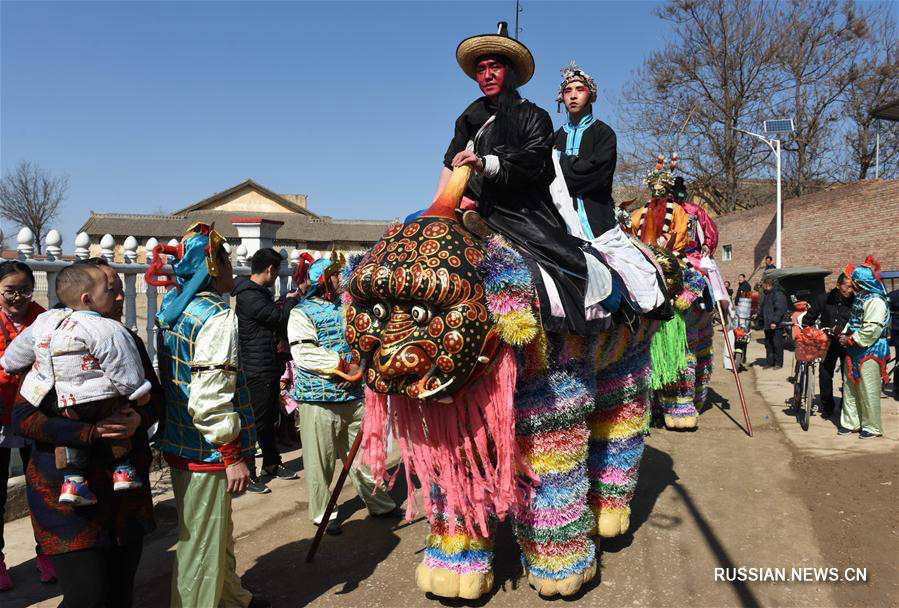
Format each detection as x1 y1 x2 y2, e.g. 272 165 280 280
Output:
839 5 899 181
617 0 781 214
769 0 869 197
0 161 68 254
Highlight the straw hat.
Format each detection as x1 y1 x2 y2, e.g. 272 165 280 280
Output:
456 21 535 87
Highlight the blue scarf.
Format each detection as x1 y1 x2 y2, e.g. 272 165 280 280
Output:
562 114 596 240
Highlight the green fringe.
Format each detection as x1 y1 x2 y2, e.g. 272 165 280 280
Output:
649 311 688 390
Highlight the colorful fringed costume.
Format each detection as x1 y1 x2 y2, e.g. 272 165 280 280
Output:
347 166 660 599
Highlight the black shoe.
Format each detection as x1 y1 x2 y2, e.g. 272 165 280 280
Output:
325 520 342 535
837 426 853 435
370 506 404 519
248 596 271 608
859 430 880 439
261 464 299 481
246 478 271 494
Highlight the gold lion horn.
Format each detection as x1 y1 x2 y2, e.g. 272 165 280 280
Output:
422 165 472 220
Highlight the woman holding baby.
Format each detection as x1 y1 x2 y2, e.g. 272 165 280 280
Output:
10 258 163 608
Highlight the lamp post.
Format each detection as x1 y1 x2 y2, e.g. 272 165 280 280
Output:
733 119 794 269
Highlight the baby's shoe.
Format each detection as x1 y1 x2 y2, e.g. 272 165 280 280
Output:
36 554 57 584
59 476 98 506
113 464 143 491
0 553 12 591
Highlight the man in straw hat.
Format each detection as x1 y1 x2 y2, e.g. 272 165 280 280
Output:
286 256 399 535
435 22 596 336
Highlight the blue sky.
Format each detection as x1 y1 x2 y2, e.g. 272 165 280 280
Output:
1 0 666 248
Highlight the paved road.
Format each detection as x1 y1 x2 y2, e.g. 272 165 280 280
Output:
5 334 897 607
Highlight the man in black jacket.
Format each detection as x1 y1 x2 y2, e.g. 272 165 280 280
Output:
802 274 855 417
761 278 788 368
233 248 298 491
736 274 752 299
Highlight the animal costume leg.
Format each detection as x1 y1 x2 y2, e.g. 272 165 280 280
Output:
512 337 596 597
587 330 651 538
689 309 714 412
416 485 496 599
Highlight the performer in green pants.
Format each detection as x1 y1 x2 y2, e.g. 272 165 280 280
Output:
838 258 891 438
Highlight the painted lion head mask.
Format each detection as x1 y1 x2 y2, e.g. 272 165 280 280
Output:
345 168 502 400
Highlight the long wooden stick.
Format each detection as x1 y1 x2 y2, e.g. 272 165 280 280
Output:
716 301 753 437
305 425 365 562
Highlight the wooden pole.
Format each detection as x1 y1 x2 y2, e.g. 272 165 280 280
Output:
716 300 753 437
305 425 365 562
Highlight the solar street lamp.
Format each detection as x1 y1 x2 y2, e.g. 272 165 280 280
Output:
733 119 794 269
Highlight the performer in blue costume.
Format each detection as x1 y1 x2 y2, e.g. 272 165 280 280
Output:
837 257 891 438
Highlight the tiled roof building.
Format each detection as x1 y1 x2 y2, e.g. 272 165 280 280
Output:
78 179 398 261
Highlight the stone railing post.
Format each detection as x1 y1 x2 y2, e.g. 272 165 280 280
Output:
45 230 62 260
45 229 63 308
74 232 91 260
122 236 138 332
100 234 116 262
16 227 34 260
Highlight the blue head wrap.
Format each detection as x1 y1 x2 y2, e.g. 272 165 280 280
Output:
850 265 886 298
151 223 227 329
305 258 333 299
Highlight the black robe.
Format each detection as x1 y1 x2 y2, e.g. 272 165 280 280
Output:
444 95 591 335
553 119 618 236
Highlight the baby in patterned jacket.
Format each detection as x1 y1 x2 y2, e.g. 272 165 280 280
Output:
1 263 151 506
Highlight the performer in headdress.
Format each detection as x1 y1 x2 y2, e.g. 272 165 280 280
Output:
838 258 890 438
552 61 617 238
147 223 262 608
630 155 689 254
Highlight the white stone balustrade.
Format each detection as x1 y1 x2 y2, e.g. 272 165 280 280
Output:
9 225 356 362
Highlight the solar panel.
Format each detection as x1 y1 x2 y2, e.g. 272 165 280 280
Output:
764 119 794 134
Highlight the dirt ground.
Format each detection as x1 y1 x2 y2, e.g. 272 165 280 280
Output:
4 333 897 608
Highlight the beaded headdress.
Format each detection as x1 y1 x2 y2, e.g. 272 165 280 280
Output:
645 153 678 196
556 61 597 112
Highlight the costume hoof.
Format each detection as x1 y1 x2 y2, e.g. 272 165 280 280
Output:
415 564 493 600
526 560 596 597
664 414 698 430
598 509 630 538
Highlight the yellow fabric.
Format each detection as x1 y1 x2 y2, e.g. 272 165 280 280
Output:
631 204 689 253
188 308 242 446
287 303 343 373
853 299 888 348
170 467 252 608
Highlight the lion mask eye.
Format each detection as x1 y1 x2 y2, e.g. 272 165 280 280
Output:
410 304 432 325
372 302 390 320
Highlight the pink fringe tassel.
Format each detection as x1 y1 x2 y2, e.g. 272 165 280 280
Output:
359 346 535 537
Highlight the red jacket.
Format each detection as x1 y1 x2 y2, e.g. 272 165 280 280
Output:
0 301 45 425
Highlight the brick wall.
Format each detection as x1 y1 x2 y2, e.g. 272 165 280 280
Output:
715 179 899 289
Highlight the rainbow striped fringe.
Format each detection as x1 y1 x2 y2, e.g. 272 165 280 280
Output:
512 335 595 581
422 485 495 575
688 308 714 410
587 337 651 525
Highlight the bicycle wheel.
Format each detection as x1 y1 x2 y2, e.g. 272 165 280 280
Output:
798 363 810 431
792 362 804 407
734 351 744 371
803 363 816 431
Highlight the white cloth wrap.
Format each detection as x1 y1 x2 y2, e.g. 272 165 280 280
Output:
549 150 665 314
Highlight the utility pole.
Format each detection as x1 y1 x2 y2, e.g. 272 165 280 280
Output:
514 0 521 39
